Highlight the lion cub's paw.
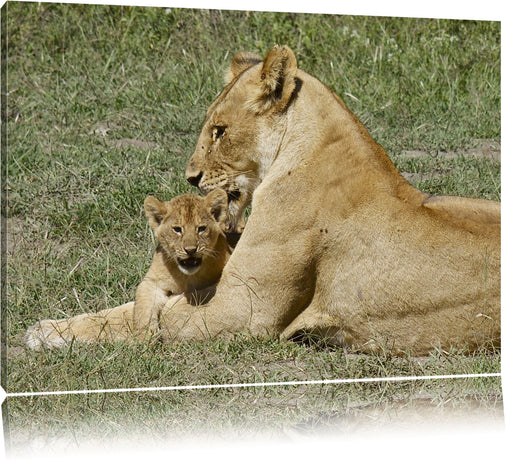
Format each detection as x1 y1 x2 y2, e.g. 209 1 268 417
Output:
24 320 71 351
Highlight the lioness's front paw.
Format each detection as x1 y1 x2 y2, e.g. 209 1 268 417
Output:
24 320 71 350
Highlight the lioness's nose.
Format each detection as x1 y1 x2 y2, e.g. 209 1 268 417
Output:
187 172 202 188
186 162 203 188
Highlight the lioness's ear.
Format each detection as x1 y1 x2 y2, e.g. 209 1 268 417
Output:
144 196 165 230
225 51 261 84
205 189 228 226
249 45 297 114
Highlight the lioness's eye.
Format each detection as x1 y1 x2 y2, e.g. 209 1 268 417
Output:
212 126 226 140
172 226 182 234
198 226 207 233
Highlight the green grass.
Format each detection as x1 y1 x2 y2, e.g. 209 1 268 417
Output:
7 336 501 392
4 2 501 447
6 375 503 453
5 338 502 452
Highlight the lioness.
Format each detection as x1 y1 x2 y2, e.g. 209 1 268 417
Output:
27 45 500 355
24 190 234 349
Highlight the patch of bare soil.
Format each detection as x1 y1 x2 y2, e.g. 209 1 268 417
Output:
6 216 25 255
90 121 158 150
6 216 79 259
401 139 500 161
399 139 500 184
111 138 158 150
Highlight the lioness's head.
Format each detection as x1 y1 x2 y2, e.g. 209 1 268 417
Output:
144 190 228 275
186 45 299 232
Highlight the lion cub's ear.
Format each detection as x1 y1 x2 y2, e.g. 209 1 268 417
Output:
249 45 297 114
234 215 245 234
144 196 166 230
205 189 228 228
225 51 261 84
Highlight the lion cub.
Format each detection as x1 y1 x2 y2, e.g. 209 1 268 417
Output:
133 189 233 339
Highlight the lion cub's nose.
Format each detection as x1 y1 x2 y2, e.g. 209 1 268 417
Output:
185 246 198 256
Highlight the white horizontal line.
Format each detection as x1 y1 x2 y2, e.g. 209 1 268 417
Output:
4 373 501 399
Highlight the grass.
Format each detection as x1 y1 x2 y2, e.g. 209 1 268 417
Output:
4 2 501 450
5 338 503 453
6 375 503 453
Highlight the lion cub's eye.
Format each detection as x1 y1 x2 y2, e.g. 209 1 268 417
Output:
197 225 207 234
172 226 182 235
212 126 226 141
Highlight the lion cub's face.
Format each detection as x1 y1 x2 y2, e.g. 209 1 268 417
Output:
144 190 228 276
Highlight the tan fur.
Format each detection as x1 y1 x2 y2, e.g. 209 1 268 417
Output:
24 191 233 349
26 46 500 355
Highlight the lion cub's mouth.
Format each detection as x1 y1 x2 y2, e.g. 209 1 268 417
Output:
177 256 202 275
